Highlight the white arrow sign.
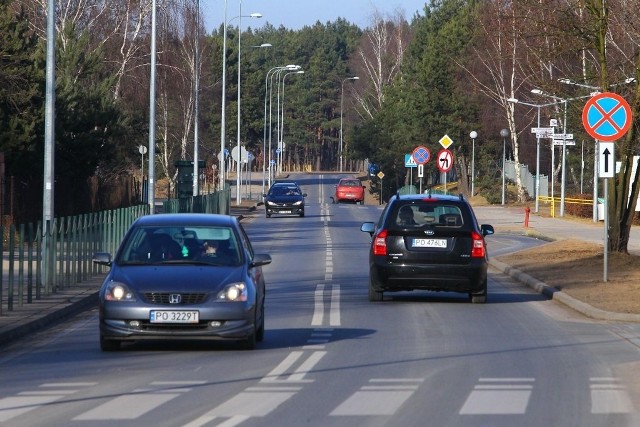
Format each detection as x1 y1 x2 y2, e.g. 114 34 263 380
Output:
599 142 615 178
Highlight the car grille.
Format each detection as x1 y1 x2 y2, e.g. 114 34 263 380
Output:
143 293 208 305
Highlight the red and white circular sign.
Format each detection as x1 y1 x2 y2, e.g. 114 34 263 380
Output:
437 149 453 173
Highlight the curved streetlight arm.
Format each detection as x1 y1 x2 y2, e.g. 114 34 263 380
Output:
263 65 292 192
278 70 304 173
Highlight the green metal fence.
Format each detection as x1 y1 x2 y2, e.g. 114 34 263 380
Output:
162 187 231 214
0 204 149 315
1 187 232 315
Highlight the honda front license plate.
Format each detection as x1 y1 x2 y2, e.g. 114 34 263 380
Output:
150 310 199 323
412 238 447 248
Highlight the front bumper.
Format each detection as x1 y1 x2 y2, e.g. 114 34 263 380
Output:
265 205 304 215
99 303 255 341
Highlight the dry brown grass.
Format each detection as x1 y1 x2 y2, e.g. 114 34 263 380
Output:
495 239 640 314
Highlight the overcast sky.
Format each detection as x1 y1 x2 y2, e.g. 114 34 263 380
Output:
201 0 427 32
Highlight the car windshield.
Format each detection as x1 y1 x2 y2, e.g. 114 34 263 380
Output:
117 225 241 266
269 186 300 196
340 180 360 187
393 204 464 228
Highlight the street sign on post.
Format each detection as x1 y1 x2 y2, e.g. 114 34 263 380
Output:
411 146 431 165
599 142 615 178
439 135 453 149
437 149 453 173
404 154 417 168
582 92 632 141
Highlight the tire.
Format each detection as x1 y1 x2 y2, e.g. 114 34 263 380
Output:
471 294 486 304
256 302 265 342
240 330 256 350
360 200 365 205
266 213 271 218
368 277 383 302
299 211 305 217
470 280 487 304
100 335 121 351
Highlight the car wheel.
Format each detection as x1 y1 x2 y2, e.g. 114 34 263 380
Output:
368 277 384 302
266 213 271 218
100 335 121 351
470 280 487 304
299 211 305 217
360 200 365 205
256 302 265 342
240 330 256 350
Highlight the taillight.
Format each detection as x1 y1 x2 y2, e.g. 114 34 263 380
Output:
373 229 388 256
471 231 485 258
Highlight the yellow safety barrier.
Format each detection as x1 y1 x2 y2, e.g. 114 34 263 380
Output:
537 196 593 217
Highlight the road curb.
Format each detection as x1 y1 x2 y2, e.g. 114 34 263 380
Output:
490 258 640 322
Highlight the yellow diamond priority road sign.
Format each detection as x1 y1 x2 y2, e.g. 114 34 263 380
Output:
439 135 454 149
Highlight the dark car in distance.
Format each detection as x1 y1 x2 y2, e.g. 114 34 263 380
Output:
333 178 366 204
263 182 307 217
93 213 271 351
361 192 494 303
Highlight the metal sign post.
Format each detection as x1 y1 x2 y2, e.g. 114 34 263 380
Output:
598 141 614 282
583 93 632 282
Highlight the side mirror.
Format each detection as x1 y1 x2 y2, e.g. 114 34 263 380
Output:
250 253 272 267
360 222 375 236
481 224 494 236
92 252 112 267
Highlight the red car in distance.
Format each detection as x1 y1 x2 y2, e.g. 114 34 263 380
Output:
333 178 366 204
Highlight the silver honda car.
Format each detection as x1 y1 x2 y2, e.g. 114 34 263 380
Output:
93 213 271 351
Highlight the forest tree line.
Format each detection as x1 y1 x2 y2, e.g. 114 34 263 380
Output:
2 0 640 251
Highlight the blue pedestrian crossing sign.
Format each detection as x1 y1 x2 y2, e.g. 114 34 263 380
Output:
404 154 417 168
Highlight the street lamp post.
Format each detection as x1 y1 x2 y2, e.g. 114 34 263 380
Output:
340 76 359 172
500 129 509 205
234 1 262 205
268 66 299 186
263 66 288 195
219 0 229 192
278 70 304 174
193 0 200 197
469 131 477 196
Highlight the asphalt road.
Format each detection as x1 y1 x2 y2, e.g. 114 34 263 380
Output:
1 173 640 426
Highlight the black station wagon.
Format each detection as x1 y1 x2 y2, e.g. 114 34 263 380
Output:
361 192 494 303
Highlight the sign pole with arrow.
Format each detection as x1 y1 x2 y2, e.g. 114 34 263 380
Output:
583 92 632 282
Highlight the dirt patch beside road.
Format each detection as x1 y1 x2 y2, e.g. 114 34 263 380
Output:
495 239 640 315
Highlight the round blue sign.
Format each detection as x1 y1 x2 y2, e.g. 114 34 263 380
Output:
412 146 431 165
582 92 632 142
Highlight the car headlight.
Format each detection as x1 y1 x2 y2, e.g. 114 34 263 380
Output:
292 200 303 206
217 282 247 302
266 200 276 206
104 281 136 302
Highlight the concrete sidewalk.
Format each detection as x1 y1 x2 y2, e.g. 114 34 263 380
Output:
1 204 638 348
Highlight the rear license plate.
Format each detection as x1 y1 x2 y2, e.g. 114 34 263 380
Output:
412 238 447 248
150 310 199 323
